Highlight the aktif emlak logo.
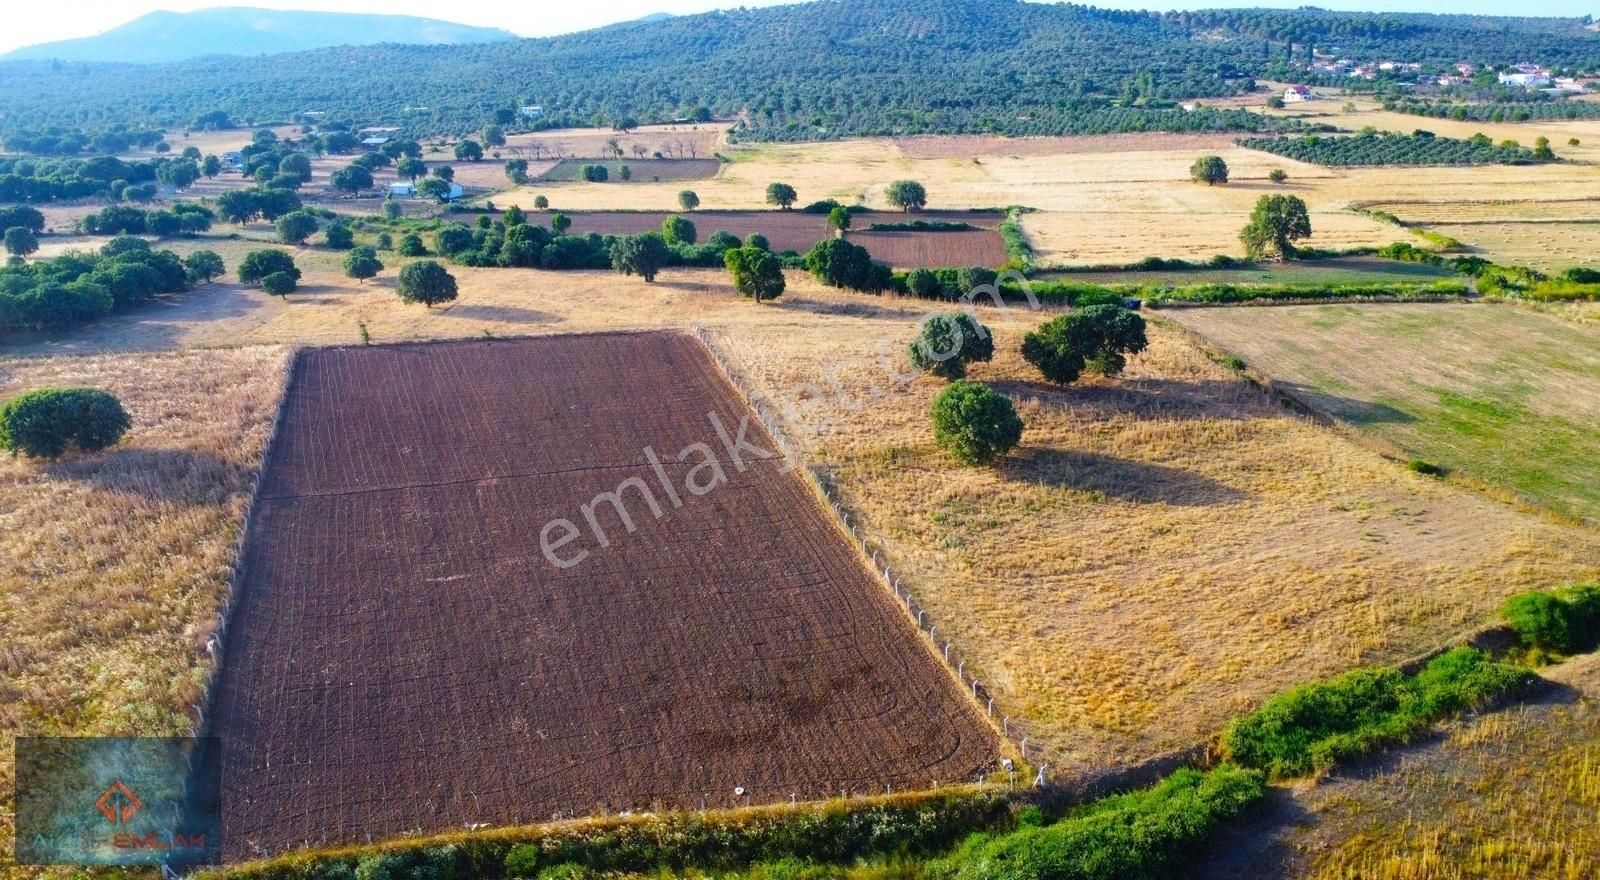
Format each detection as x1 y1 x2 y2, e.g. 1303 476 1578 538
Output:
14 736 223 866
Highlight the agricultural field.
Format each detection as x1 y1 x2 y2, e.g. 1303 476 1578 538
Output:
535 158 720 182
0 345 291 876
1043 256 1456 288
498 124 728 162
1167 302 1600 524
536 209 1007 267
209 333 998 858
1195 652 1600 879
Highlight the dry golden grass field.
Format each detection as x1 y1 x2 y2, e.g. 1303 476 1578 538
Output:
1196 652 1600 880
0 346 290 879
1167 302 1600 525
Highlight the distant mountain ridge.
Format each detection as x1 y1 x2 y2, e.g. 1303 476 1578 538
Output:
2 7 517 64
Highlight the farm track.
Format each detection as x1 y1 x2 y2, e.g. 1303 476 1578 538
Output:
209 332 997 860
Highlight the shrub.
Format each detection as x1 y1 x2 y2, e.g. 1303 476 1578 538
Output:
955 266 998 294
938 765 1264 880
397 233 426 256
504 844 541 878
905 267 942 299
324 223 355 250
1406 459 1445 477
0 388 131 459
661 215 697 246
1021 305 1147 385
352 854 404 880
261 271 297 296
1268 168 1289 183
909 313 994 380
930 381 1023 466
744 233 770 251
1503 585 1600 655
805 238 888 292
1221 647 1528 779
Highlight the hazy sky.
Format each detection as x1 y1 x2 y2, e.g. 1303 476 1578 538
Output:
3 0 1597 55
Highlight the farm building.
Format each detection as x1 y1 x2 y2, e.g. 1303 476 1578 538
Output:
388 182 415 197
1500 72 1552 88
520 105 544 119
222 150 243 168
1284 85 1316 102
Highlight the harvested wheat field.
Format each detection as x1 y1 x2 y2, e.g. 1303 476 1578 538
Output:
709 313 1600 772
0 345 291 876
1167 302 1600 524
1194 652 1600 879
893 133 1243 159
536 159 720 182
209 333 998 860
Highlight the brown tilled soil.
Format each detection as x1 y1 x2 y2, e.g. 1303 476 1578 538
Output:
540 210 1006 268
209 332 997 860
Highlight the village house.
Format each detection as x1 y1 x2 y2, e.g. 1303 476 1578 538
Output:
1284 85 1316 103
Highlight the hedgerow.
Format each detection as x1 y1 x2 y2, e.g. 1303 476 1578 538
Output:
1221 647 1530 780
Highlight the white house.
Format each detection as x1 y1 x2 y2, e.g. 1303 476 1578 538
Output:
519 105 544 119
361 136 391 147
1499 72 1552 88
1284 85 1316 103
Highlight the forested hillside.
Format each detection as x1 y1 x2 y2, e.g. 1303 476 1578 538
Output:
0 0 1596 142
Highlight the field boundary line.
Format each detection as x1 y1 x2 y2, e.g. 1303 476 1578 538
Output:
191 345 300 741
687 324 1186 793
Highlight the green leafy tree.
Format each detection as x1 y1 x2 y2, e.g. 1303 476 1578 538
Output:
804 238 884 291
397 157 427 182
343 246 384 284
435 223 476 256
661 216 697 246
416 177 452 202
0 388 130 459
504 158 529 183
238 249 300 286
275 211 318 245
744 233 769 251
609 233 672 282
766 182 798 209
216 190 261 224
278 152 313 182
909 312 994 380
4 227 39 258
454 139 484 162
678 190 700 211
929 380 1023 465
324 223 355 249
261 271 297 297
885 180 927 211
905 267 943 298
433 165 456 182
330 164 374 193
1533 136 1556 161
397 233 426 256
481 125 506 148
550 213 571 234
828 206 852 236
383 199 403 220
723 246 786 303
1268 168 1288 184
533 195 549 210
397 260 458 307
1191 155 1230 185
183 250 225 283
1240 194 1313 260
580 164 609 182
201 155 222 178
1021 305 1149 385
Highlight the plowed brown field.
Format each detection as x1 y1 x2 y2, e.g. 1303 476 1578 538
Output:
210 332 997 860
544 211 1007 268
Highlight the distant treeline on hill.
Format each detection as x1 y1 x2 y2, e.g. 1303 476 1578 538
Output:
1 0 1596 141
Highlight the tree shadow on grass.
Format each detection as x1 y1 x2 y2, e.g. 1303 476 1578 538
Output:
1272 382 1417 425
1001 447 1248 506
437 304 562 324
46 447 245 504
986 376 1265 422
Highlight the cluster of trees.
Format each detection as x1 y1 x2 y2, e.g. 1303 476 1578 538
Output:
1387 99 1600 123
0 154 199 204
1 125 165 156
79 202 214 236
1239 131 1549 166
0 237 220 333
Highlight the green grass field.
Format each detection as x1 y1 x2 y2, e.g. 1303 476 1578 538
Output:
1045 257 1455 288
1169 302 1600 524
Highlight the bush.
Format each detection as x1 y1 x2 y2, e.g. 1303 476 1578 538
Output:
661 216 697 246
1406 459 1445 477
805 238 888 292
0 388 131 459
1221 647 1529 779
1021 305 1147 385
930 381 1023 466
909 313 994 380
905 267 942 299
397 233 426 256
504 844 541 878
324 223 355 250
1503 585 1600 655
937 765 1264 880
276 211 319 244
